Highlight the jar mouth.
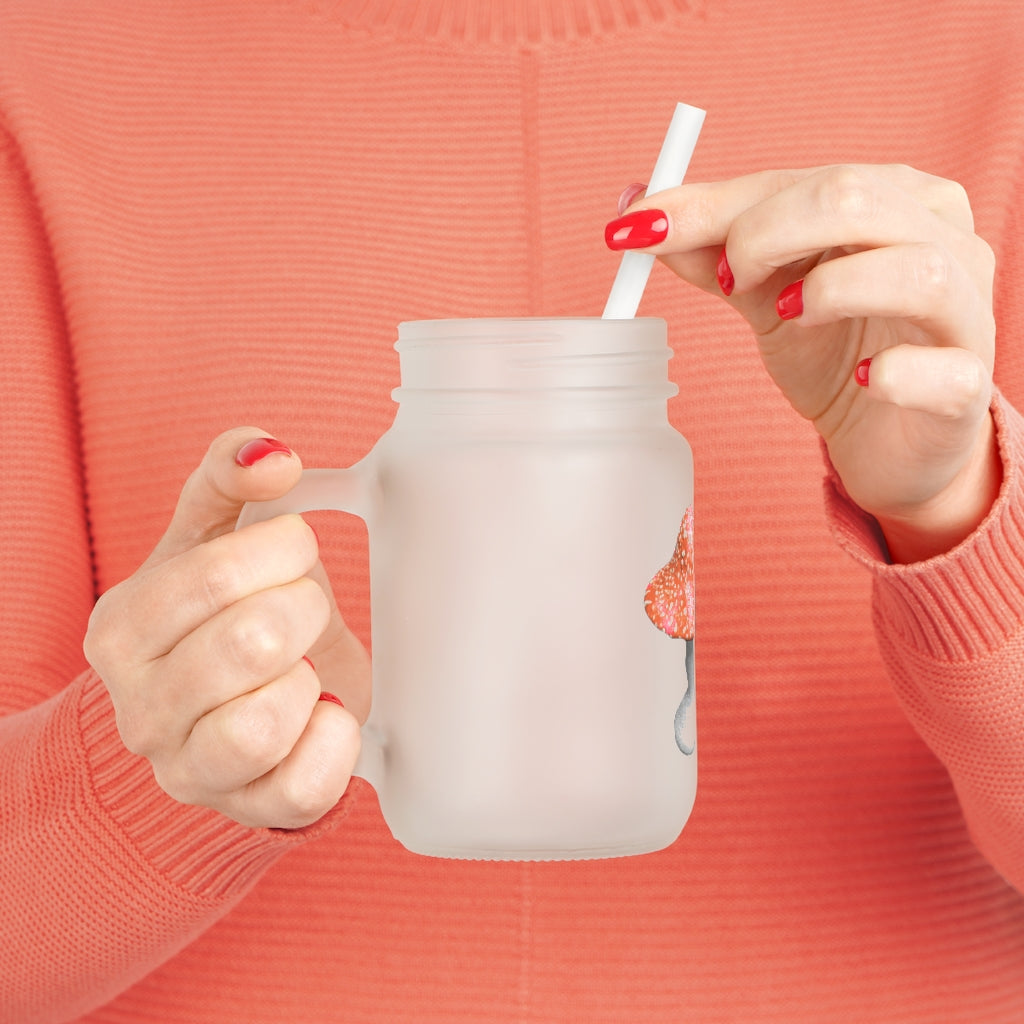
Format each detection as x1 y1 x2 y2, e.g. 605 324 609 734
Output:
397 316 667 347
394 317 675 396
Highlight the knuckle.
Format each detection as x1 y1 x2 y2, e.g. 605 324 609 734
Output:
811 269 845 318
278 514 321 570
938 176 971 214
932 392 978 421
681 188 718 242
222 607 290 674
277 714 358 827
908 243 953 297
885 161 915 180
947 355 989 407
219 577 327 677
918 352 990 421
81 619 108 672
728 221 773 279
83 587 130 669
821 165 879 224
150 758 202 807
278 762 337 826
221 696 292 769
114 690 176 760
114 703 156 756
298 574 332 628
928 174 975 232
766 167 803 195
973 235 996 281
196 550 248 612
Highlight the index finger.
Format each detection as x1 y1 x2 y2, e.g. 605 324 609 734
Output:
115 513 320 662
626 163 975 257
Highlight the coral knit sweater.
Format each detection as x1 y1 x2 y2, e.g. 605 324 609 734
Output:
2 1 1023 1021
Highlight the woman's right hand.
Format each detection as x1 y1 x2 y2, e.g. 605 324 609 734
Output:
608 164 998 562
83 428 370 830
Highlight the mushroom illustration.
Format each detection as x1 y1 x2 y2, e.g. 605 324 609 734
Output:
643 506 695 754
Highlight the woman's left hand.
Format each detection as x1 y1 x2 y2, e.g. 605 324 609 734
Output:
606 164 1000 562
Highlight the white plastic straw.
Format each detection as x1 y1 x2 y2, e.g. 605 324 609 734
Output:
602 102 706 319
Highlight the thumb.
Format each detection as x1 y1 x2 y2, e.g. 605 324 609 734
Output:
145 427 304 567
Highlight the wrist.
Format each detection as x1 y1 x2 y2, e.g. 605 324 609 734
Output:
873 413 1002 563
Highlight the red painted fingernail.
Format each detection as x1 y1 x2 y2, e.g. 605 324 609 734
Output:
855 357 872 387
235 437 293 468
616 182 648 216
317 691 345 708
302 655 316 672
716 247 734 296
604 208 669 250
776 280 804 320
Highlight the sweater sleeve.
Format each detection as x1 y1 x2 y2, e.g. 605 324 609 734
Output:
825 392 1024 895
0 129 352 1023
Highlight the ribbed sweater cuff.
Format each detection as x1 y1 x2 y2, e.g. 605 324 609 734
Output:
824 391 1024 661
77 669 355 903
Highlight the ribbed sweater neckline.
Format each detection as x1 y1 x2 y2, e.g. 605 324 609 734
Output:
322 0 704 44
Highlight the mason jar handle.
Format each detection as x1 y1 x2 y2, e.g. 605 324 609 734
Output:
235 465 386 792
235 466 373 527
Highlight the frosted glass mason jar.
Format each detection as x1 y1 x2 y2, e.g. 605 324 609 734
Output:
239 318 696 860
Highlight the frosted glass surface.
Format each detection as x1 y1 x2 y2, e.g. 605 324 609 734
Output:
240 318 696 859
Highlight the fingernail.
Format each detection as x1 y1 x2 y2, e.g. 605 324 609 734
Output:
317 691 345 708
604 208 669 250
776 280 804 320
235 437 293 468
616 182 648 216
855 357 872 387
716 247 734 296
302 655 316 672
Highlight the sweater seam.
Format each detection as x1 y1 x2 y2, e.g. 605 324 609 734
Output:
0 117 99 603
